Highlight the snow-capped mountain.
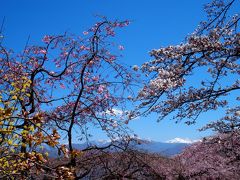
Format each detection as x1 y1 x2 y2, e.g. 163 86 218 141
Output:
166 137 200 144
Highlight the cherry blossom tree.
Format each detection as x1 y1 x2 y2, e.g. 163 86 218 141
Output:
0 18 135 179
133 1 240 177
201 106 240 133
176 130 240 179
137 0 240 125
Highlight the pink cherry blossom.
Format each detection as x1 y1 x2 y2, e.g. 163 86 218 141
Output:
60 83 65 89
92 76 99 81
83 31 88 35
118 45 124 50
42 35 52 43
97 85 105 94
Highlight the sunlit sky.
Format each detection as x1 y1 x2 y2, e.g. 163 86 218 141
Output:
1 0 222 142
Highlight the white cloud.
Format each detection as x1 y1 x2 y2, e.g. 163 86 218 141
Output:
105 108 124 116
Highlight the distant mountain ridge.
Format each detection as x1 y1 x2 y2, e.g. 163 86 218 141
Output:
42 138 195 158
130 140 190 156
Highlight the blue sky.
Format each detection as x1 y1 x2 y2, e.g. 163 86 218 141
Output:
1 0 218 142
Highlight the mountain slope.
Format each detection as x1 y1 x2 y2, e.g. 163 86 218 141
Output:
42 139 191 158
130 141 189 156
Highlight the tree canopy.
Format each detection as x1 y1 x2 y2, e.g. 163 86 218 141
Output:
137 0 239 126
